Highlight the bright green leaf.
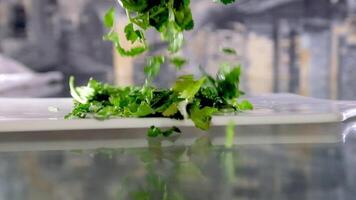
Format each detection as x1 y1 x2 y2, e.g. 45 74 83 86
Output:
173 75 206 100
162 103 178 117
238 100 254 110
170 57 187 69
104 7 115 28
189 103 217 130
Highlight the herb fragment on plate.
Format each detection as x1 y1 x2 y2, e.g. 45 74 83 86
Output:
66 66 253 135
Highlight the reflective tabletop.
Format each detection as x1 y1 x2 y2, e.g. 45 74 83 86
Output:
1 122 356 200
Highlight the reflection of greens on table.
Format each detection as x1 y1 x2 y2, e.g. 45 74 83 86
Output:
66 0 253 135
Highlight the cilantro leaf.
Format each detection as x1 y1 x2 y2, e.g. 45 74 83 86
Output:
173 75 206 100
170 56 187 69
124 23 145 44
134 102 155 117
120 0 148 12
104 31 147 57
189 103 218 130
162 103 179 117
104 7 115 28
216 65 242 99
239 100 253 110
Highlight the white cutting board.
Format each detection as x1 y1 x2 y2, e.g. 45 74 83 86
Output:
0 94 355 133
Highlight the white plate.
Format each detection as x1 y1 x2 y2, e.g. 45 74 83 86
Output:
0 93 355 133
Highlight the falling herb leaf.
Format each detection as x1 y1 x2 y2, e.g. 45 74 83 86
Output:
144 55 165 81
104 31 147 57
170 56 188 69
221 47 237 55
103 7 115 28
67 0 251 136
124 23 145 44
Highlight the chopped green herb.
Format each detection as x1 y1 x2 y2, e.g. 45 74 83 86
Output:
67 66 253 135
221 47 237 55
105 0 238 57
67 0 251 136
170 56 188 69
188 103 218 130
173 75 206 100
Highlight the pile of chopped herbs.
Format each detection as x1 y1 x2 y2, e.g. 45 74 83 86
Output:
66 65 252 131
66 0 253 136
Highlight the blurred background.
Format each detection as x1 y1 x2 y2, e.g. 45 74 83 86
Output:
0 0 356 99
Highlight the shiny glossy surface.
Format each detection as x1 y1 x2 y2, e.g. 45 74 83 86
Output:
0 124 356 200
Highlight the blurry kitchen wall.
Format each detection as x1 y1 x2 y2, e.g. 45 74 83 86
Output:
0 0 113 97
0 0 356 100
187 0 356 100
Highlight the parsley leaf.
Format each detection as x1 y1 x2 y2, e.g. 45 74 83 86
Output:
103 7 115 28
216 65 242 99
103 8 148 57
173 75 206 100
104 31 147 57
189 103 218 130
170 56 187 69
124 23 145 44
